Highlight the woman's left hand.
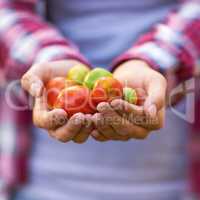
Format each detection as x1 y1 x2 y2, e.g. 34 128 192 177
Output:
91 60 167 142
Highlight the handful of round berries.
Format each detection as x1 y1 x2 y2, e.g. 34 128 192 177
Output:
46 65 138 117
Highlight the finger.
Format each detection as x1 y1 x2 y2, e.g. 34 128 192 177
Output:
48 113 85 143
33 93 67 130
111 99 144 117
92 113 117 140
92 113 130 141
21 60 86 97
97 102 149 139
111 99 147 128
144 74 167 118
91 130 109 142
110 99 161 130
73 114 93 144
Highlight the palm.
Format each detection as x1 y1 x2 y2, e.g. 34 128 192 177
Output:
113 59 166 130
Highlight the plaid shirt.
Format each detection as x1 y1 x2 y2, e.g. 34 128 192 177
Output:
0 0 199 199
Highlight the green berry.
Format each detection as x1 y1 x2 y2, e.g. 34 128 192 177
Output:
67 65 90 84
83 68 112 89
123 87 137 104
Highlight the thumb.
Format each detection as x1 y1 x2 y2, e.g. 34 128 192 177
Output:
21 60 87 97
21 73 44 97
144 75 167 118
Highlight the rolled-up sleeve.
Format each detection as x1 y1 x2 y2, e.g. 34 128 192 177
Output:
0 0 89 79
113 0 200 82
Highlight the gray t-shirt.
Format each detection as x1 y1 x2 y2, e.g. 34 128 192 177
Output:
16 108 188 200
15 0 189 200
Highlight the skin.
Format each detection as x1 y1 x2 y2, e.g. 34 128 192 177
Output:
21 59 167 143
91 60 167 141
21 60 93 143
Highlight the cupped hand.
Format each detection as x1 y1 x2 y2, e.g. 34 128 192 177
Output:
21 60 93 143
91 60 167 141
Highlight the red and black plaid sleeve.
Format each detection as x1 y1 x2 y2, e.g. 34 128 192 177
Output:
0 0 89 79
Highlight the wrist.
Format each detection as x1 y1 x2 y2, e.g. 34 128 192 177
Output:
113 59 151 74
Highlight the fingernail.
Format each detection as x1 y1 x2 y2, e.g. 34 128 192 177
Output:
147 104 157 118
30 82 42 97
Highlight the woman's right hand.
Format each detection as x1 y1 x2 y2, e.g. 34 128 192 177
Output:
21 60 93 143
